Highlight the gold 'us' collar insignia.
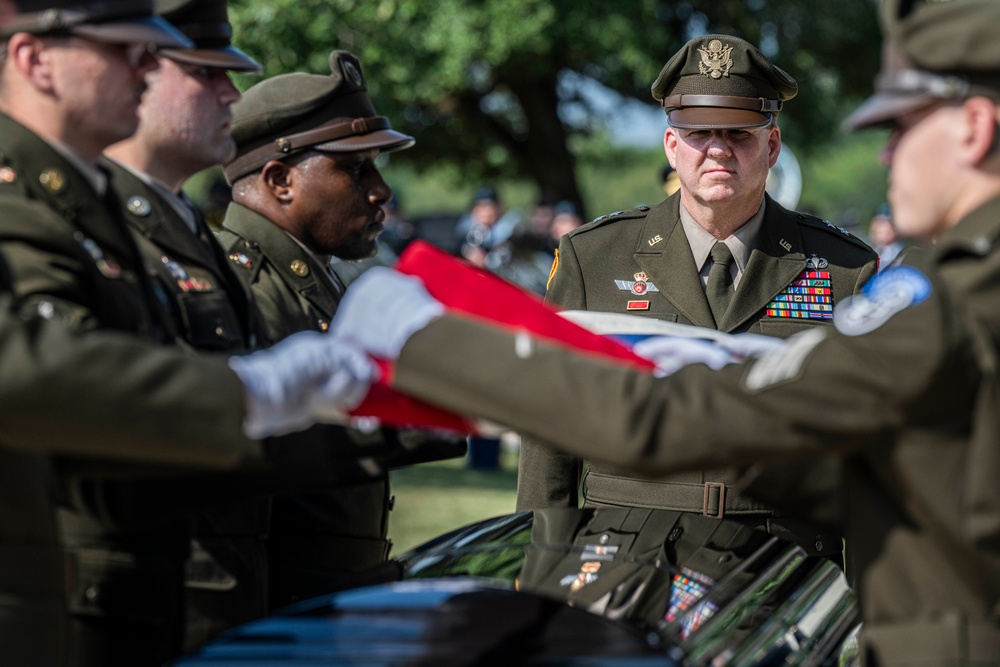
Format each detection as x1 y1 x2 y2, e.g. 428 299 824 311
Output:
290 259 309 277
699 39 734 79
39 168 66 194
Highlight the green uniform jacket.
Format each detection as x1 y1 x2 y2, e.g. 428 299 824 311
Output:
107 160 272 649
518 194 878 559
218 202 394 607
0 114 260 664
389 196 1000 665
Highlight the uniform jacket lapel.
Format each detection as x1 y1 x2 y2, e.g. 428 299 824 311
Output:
633 197 716 328
718 194 807 332
223 203 342 319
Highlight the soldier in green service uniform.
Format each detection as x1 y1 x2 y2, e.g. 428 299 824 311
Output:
102 0 272 649
519 34 878 564
219 51 464 609
0 3 201 663
331 0 1000 661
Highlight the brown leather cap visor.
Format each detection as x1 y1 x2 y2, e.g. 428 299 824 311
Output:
162 45 262 73
70 16 191 48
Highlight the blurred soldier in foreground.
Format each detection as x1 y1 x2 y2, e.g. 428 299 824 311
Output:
518 34 878 564
331 0 1000 662
103 0 270 649
219 51 464 608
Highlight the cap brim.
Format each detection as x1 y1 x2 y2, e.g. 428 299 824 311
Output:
841 90 938 131
70 16 192 49
161 46 263 74
312 129 416 154
668 107 772 130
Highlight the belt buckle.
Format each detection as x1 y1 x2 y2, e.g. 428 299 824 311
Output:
703 482 726 519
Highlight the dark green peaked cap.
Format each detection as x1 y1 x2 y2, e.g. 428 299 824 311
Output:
845 0 1000 131
0 0 190 48
224 50 414 184
155 0 261 73
651 34 797 129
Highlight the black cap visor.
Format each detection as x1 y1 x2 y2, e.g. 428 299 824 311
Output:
161 45 263 74
70 15 192 49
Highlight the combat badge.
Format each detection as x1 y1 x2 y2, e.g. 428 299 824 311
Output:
834 265 931 336
75 233 122 279
616 272 660 296
698 39 733 79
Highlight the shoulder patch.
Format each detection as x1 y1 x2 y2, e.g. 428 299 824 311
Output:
833 265 931 336
571 205 652 237
796 214 875 254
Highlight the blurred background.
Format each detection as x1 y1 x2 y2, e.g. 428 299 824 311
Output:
191 0 889 552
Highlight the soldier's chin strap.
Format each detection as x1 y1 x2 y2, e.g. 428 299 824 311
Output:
223 116 404 184
660 94 782 114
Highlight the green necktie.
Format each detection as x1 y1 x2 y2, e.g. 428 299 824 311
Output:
706 242 734 326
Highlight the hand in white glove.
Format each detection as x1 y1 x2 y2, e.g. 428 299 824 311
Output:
229 331 378 439
631 333 784 378
330 267 445 359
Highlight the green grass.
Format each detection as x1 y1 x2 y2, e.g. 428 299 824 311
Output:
387 448 519 556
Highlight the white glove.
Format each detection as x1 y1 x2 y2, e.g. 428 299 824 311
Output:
229 331 378 439
330 267 445 359
631 333 784 377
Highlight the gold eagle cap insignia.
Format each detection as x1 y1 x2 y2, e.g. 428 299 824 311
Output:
698 39 734 79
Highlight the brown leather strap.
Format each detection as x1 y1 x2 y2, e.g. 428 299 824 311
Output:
223 116 390 182
661 94 782 113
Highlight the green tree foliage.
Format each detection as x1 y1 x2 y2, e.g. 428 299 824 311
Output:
229 0 881 216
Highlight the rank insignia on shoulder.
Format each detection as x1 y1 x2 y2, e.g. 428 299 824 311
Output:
616 272 659 295
290 259 309 277
127 196 152 217
76 234 122 279
823 220 853 237
229 252 252 268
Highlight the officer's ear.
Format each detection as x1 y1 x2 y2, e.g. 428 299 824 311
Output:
663 128 677 167
260 160 294 203
6 33 53 92
960 97 1000 165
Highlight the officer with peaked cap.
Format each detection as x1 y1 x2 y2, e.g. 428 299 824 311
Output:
518 34 878 569
100 0 269 651
331 1 1000 663
0 1 211 664
218 51 463 609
